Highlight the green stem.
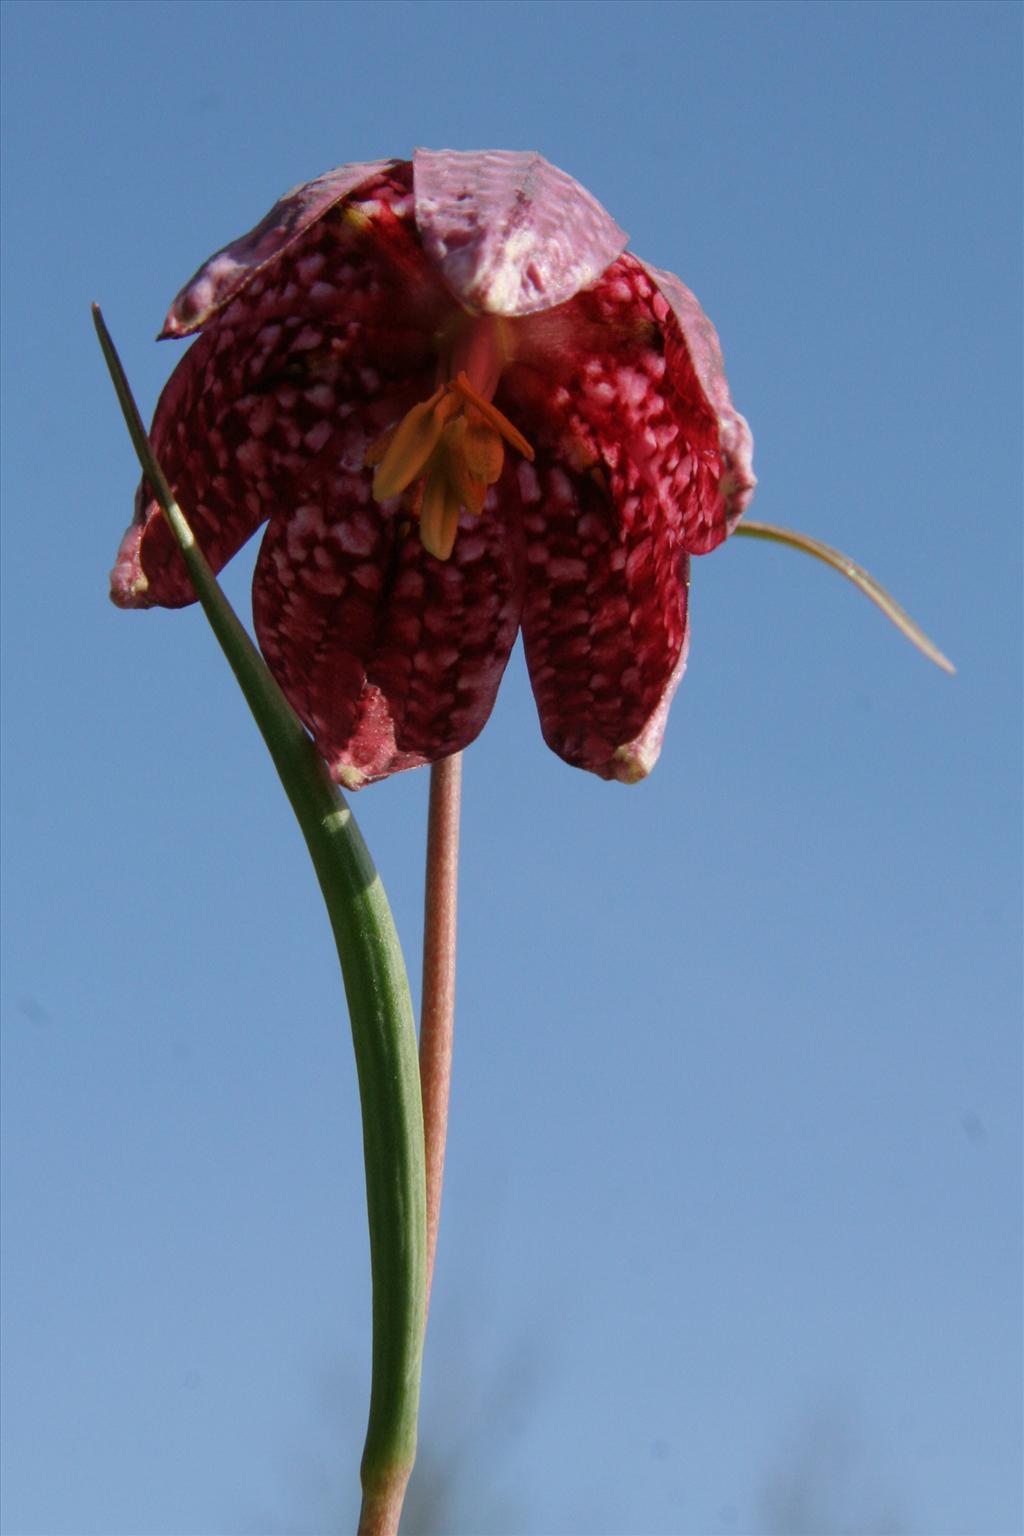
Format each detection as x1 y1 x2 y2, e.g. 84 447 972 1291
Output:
93 306 426 1530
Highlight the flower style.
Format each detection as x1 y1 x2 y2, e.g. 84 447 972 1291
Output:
111 150 755 786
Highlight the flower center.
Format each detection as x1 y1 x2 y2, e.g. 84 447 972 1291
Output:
367 320 534 561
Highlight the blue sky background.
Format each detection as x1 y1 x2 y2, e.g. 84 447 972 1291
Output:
1 3 1020 1534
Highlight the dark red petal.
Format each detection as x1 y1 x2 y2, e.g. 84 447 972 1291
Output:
516 457 691 783
112 175 448 610
162 159 402 337
413 148 627 317
252 449 525 788
505 253 753 556
110 324 279 610
642 260 756 539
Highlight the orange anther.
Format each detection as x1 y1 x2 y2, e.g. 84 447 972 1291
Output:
451 373 534 461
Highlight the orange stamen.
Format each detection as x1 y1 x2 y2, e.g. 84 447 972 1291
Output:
366 371 534 559
420 462 462 561
371 385 458 500
450 372 534 461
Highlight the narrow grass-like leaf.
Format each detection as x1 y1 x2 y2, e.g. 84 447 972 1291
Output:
94 305 426 1531
734 518 955 674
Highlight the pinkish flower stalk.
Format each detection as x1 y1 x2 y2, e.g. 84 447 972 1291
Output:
419 753 462 1322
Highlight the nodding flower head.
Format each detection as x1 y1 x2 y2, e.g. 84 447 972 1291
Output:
111 149 754 787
